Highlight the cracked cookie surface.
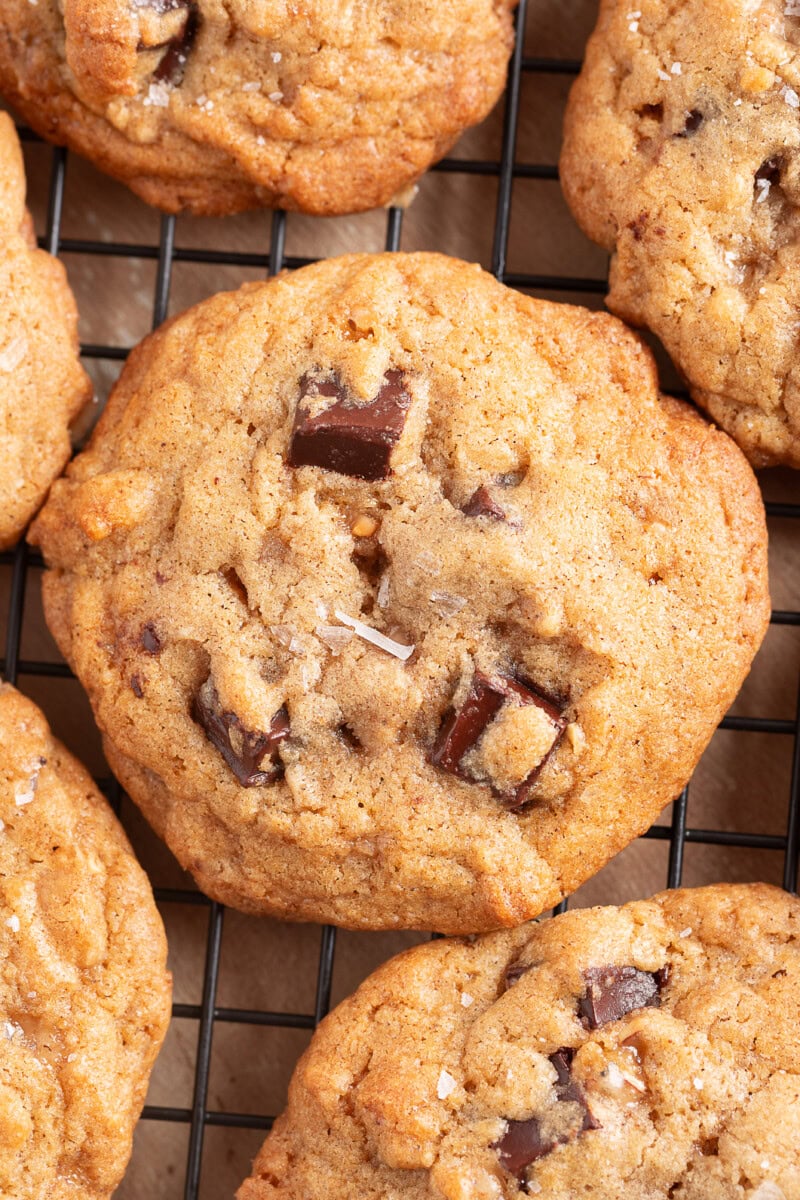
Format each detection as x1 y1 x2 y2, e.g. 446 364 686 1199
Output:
30 252 769 932
237 883 800 1200
0 683 171 1200
0 0 516 216
0 113 91 549
561 0 800 467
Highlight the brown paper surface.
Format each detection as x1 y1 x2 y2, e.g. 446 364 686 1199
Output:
3 0 799 1195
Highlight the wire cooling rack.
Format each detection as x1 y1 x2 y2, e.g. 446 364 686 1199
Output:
2 1 799 1195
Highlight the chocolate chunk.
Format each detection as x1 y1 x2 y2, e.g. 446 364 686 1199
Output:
494 1050 598 1181
549 1049 599 1131
140 622 162 655
494 1116 552 1179
579 965 665 1029
503 960 532 991
677 109 703 137
756 157 782 186
193 679 289 787
431 670 566 806
462 486 507 522
288 369 411 481
431 671 505 775
153 1 198 85
130 674 144 698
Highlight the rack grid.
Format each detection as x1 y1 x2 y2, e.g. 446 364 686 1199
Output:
2 1 798 1195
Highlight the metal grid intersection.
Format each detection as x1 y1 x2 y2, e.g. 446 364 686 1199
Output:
2 1 799 1194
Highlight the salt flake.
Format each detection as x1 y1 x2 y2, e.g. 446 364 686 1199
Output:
315 624 354 656
6 914 20 933
756 178 771 203
437 1069 458 1100
376 574 391 609
0 335 27 373
333 610 414 661
460 991 474 1007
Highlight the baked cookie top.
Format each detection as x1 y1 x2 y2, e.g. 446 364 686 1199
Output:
561 0 800 467
238 883 800 1200
0 684 171 1200
0 113 91 549
30 252 769 932
0 0 516 216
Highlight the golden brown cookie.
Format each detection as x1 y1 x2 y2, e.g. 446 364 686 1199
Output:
238 884 800 1200
30 252 769 932
0 683 171 1200
0 112 91 549
0 0 516 216
561 0 800 467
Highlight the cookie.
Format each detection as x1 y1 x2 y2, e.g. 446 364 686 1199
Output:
0 683 171 1200
238 883 800 1200
0 0 516 217
0 112 91 549
561 0 800 468
29 252 769 933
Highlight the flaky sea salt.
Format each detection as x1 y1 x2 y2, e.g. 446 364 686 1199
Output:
334 610 414 661
671 61 682 75
430 590 467 618
6 915 20 933
0 335 27 373
756 178 771 203
437 1069 458 1100
679 927 693 938
781 84 800 108
315 624 354 656
376 574 391 609
271 51 282 62
242 81 261 92
14 784 35 808
693 1077 704 1090
460 991 474 1007
415 550 440 577
268 91 284 102
144 81 170 108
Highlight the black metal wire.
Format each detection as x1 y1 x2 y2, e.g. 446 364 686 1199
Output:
4 21 799 1199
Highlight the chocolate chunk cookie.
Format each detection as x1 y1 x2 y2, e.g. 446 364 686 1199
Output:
561 0 800 467
0 683 171 1200
0 0 516 216
238 884 800 1200
0 113 91 549
30 252 769 932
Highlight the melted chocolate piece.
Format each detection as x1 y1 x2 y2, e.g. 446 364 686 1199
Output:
756 157 782 187
130 674 144 698
494 1050 598 1182
431 671 566 807
153 1 198 85
193 680 290 787
462 486 507 522
288 370 411 481
140 622 162 655
579 965 665 1029
503 960 532 991
677 109 704 137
